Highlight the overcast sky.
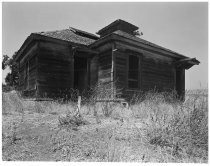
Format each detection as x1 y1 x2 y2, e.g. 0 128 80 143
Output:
2 2 208 89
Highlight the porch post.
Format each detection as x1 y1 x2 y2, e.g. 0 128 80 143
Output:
111 43 116 99
87 58 90 88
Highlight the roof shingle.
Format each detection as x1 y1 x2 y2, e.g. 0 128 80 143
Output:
35 28 98 46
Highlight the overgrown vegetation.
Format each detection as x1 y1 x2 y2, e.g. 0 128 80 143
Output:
138 90 208 162
2 53 19 91
2 88 208 162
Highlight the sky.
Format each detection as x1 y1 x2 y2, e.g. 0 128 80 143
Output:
2 2 208 90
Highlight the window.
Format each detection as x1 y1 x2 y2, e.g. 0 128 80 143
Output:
128 55 139 88
24 61 29 89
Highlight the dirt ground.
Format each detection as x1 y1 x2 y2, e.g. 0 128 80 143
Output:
2 92 162 162
2 91 208 162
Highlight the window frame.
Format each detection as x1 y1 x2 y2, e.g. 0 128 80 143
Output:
128 54 140 89
24 60 29 89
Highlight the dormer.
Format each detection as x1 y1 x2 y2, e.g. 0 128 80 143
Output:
96 19 139 37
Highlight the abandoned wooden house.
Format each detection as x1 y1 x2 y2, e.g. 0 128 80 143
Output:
14 19 200 99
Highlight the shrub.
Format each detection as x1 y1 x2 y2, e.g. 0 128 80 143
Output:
58 107 89 129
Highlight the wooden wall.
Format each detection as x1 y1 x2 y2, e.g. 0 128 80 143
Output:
17 37 185 100
176 69 185 99
98 50 112 84
37 41 74 97
141 54 175 92
114 41 178 99
18 42 38 95
113 49 127 97
90 55 98 88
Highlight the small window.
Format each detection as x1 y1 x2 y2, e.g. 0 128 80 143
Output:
128 55 139 88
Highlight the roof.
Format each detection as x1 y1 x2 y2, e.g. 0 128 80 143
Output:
15 20 199 64
70 27 99 40
175 58 200 69
97 19 138 35
14 27 99 61
34 27 99 46
104 30 189 58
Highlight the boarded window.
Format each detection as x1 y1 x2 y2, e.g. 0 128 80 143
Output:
128 55 139 88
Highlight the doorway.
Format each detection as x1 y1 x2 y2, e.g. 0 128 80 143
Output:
74 56 89 94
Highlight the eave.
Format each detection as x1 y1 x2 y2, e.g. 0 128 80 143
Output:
14 33 89 62
90 33 186 59
175 58 200 70
90 33 199 62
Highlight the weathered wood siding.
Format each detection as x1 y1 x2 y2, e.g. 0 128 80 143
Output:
98 50 112 84
113 49 127 97
37 41 74 97
141 54 175 92
18 42 38 93
114 42 176 99
90 55 98 88
27 55 37 90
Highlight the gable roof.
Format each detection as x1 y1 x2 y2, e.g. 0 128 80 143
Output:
34 27 99 46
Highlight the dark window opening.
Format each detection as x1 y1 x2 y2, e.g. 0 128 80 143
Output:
74 57 88 94
128 55 139 88
24 61 29 89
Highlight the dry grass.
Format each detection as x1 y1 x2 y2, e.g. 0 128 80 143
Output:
137 91 208 162
2 89 208 162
